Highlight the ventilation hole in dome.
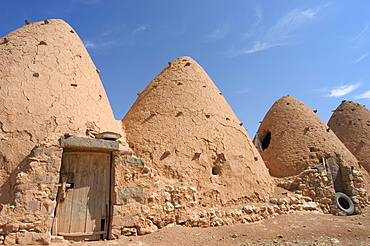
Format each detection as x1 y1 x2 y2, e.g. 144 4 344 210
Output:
160 151 170 160
212 165 221 175
192 153 201 161
261 132 271 150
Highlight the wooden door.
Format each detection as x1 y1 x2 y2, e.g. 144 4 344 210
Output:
54 151 111 241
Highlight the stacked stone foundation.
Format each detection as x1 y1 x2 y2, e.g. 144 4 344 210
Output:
0 147 62 245
1 149 369 244
276 160 369 215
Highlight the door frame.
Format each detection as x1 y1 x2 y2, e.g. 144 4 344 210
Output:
53 136 119 241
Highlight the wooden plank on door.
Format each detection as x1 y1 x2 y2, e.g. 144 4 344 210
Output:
55 153 75 234
55 151 110 241
69 153 90 234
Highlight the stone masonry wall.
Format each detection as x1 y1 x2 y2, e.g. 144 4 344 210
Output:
276 161 368 215
109 151 369 239
0 147 62 245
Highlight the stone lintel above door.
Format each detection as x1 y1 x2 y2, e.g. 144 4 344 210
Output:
59 136 119 151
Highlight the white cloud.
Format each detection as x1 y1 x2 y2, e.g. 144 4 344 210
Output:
132 25 148 35
351 23 370 48
239 41 284 54
234 4 328 55
355 90 370 99
354 53 369 63
207 22 230 40
327 83 361 97
243 7 262 40
83 41 97 49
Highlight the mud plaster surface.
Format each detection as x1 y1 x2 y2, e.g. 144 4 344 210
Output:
0 19 125 203
328 101 370 174
255 96 370 191
123 57 273 205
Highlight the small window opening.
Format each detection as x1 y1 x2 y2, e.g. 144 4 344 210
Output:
261 132 271 150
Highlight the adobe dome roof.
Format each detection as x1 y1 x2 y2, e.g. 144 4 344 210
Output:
328 101 370 173
255 96 368 183
122 56 273 205
0 19 123 202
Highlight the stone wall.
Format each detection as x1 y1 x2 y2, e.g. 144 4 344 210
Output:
108 152 370 240
276 158 368 215
0 147 62 245
2 148 367 244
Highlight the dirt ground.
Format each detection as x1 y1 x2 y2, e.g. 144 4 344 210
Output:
52 206 370 246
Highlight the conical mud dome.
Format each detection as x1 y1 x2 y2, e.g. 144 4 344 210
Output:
254 96 369 183
328 101 370 174
123 56 273 205
0 19 124 202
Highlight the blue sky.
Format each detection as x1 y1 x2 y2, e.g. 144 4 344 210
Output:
1 1 370 135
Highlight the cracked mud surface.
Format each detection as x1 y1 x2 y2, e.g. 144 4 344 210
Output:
122 56 273 206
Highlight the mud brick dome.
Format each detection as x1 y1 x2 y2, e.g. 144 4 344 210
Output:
1 18 370 245
254 96 370 187
0 19 124 203
122 56 273 205
328 101 370 174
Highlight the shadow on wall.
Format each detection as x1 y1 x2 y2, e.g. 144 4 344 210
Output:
0 154 30 205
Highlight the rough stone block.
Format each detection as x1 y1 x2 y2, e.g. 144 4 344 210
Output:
303 201 318 210
32 147 62 158
46 158 61 173
117 157 145 168
17 232 50 245
33 175 58 184
13 184 31 191
109 228 122 239
59 136 119 150
49 186 58 200
122 227 137 236
25 200 40 211
3 224 18 234
4 233 16 246
111 215 122 226
112 205 122 216
115 187 144 204
122 215 135 227
313 165 326 173
14 192 22 198
346 189 359 196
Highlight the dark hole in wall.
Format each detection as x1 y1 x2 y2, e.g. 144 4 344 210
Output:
212 165 221 175
261 132 271 150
